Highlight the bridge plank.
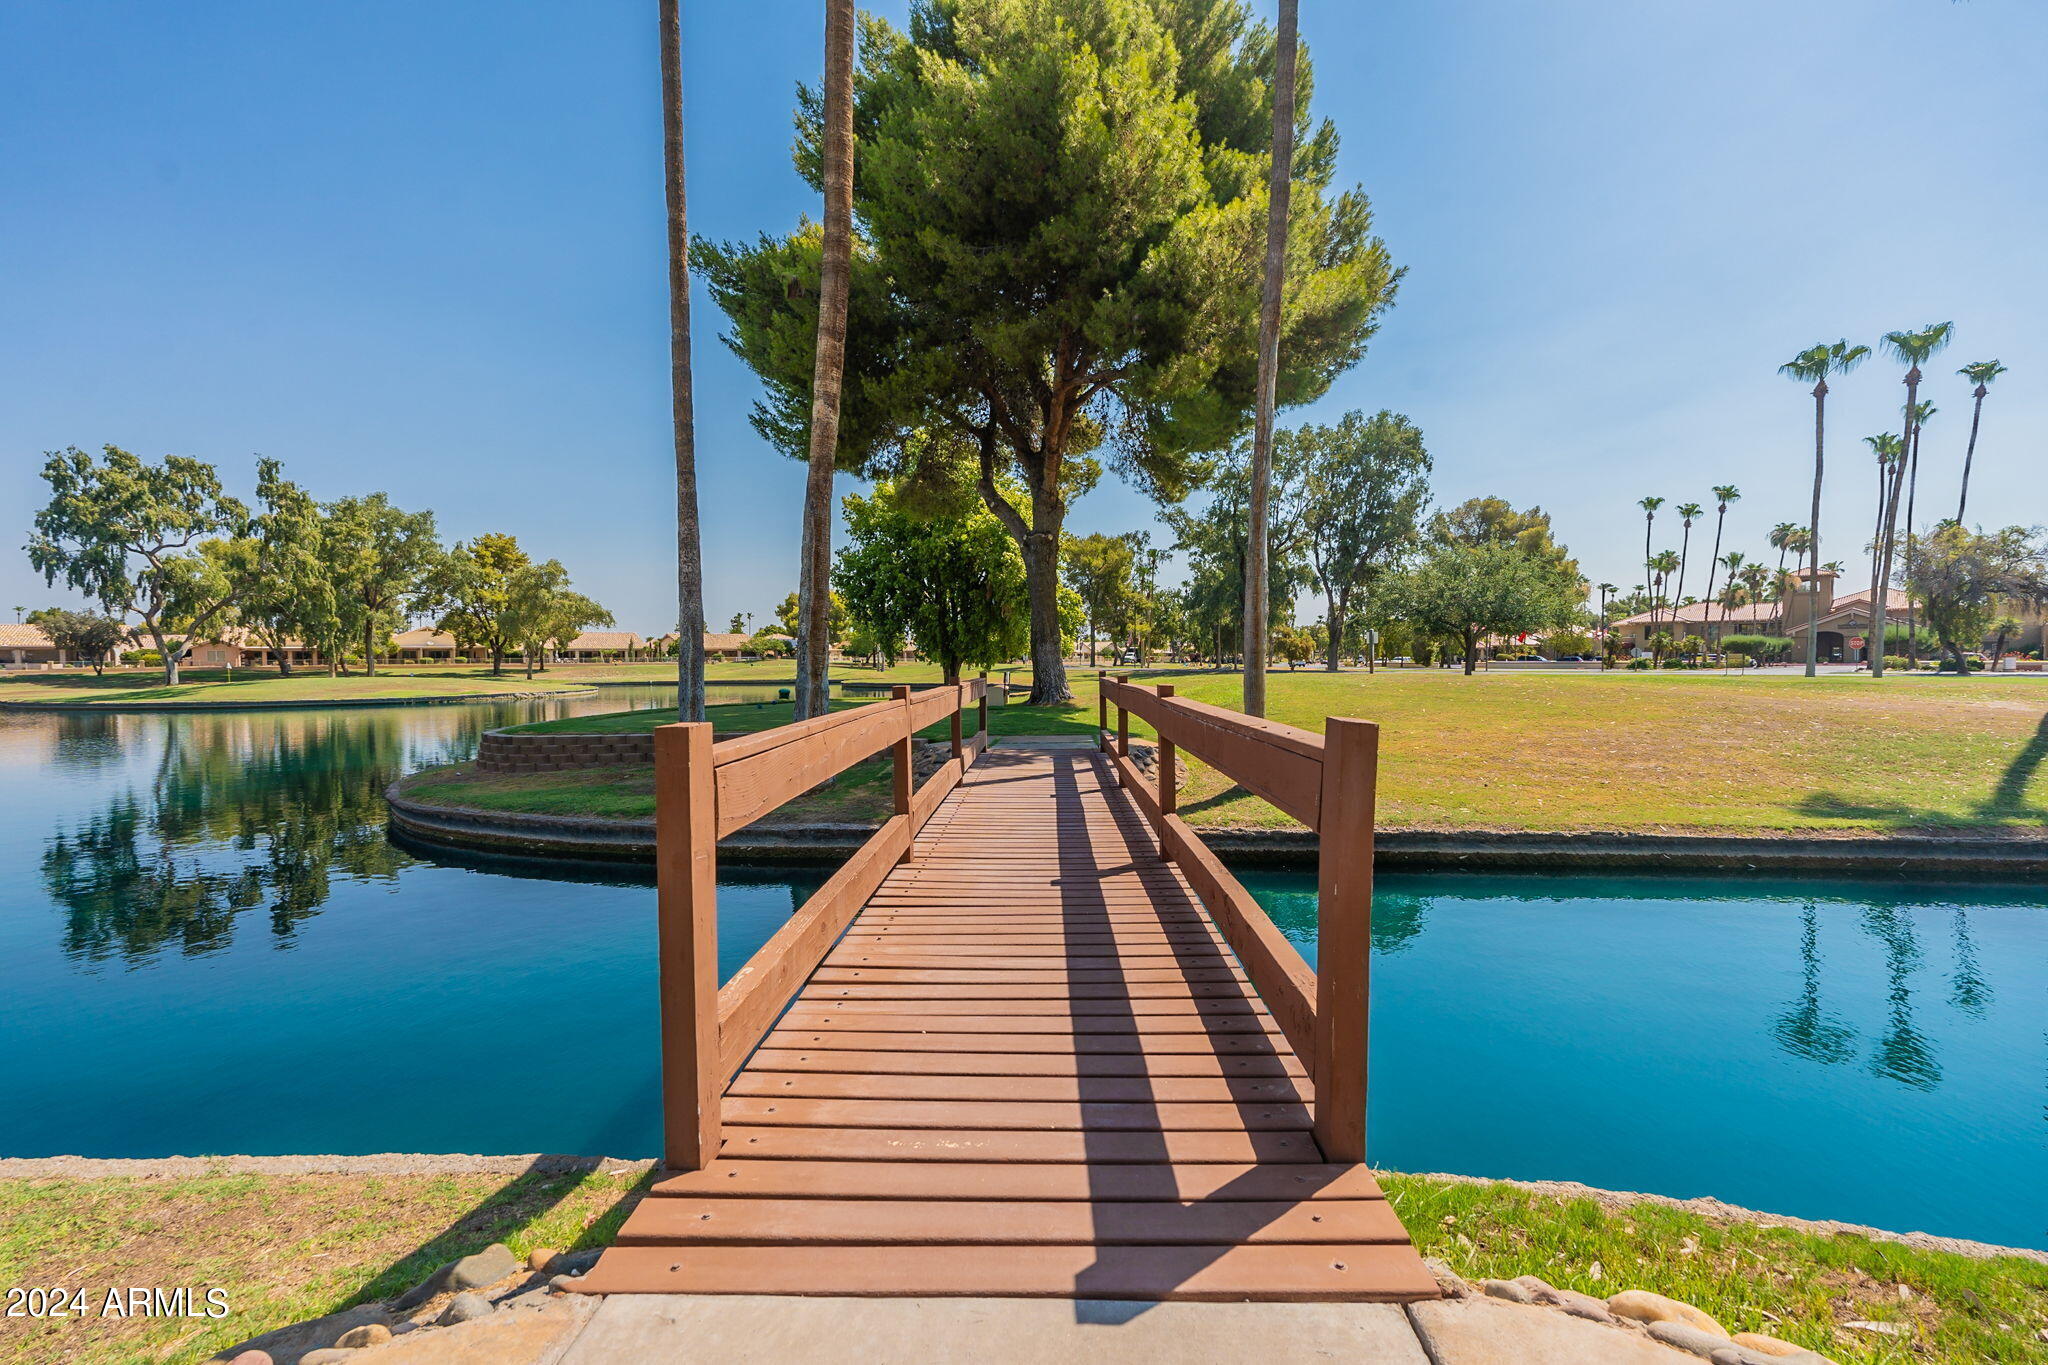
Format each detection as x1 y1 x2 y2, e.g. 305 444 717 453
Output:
574 1243 1437 1301
616 1197 1406 1245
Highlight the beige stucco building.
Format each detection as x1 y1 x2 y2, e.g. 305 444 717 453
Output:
1609 569 2044 662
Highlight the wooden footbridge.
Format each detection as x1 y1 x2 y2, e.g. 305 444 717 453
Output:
575 676 1435 1301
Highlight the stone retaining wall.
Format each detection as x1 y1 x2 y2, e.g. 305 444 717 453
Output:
475 728 654 774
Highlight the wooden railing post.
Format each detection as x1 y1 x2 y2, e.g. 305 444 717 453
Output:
949 683 965 758
977 672 989 740
1155 683 1177 818
1312 717 1379 1163
1114 675 1130 757
891 685 915 860
655 721 720 1171
1096 670 1109 751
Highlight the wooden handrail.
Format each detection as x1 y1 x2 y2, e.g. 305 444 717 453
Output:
656 674 990 1170
1096 672 1378 1162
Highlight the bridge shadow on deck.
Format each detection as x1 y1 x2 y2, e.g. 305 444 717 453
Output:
1047 748 1345 1318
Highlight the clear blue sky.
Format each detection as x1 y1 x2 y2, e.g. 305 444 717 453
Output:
4 1 2043 633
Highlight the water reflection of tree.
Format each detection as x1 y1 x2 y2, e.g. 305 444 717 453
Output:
1947 909 1991 1019
41 712 416 968
1861 906 1942 1091
1771 905 1857 1065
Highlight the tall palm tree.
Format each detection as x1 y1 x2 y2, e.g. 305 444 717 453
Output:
1637 497 1664 630
1596 582 1615 636
1700 485 1739 650
1242 0 1299 719
1953 359 2007 524
1864 432 1898 604
793 0 857 720
659 0 706 722
1672 503 1703 635
1871 322 1954 676
1765 521 1798 631
1718 550 1747 642
1902 399 1935 667
1779 339 1870 675
1649 550 1680 626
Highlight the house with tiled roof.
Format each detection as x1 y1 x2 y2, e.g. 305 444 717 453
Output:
0 623 65 666
555 631 646 662
1612 568 1915 662
388 628 489 664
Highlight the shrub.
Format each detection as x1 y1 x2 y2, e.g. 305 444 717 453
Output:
1626 658 1652 671
127 649 162 666
1723 651 1751 669
1882 655 1910 671
1719 634 1792 660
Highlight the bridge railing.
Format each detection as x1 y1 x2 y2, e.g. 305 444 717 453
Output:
654 676 990 1170
1097 672 1378 1162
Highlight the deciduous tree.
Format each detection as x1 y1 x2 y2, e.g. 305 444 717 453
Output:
1287 410 1431 671
27 446 255 685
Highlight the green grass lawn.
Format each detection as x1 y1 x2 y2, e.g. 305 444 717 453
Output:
2 1168 2037 1365
0 668 593 707
403 668 2048 835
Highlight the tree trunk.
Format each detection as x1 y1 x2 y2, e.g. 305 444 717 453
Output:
362 615 378 677
1870 369 1918 677
1019 528 1069 705
1903 417 1921 668
794 0 857 722
1803 380 1825 677
1323 586 1344 671
146 623 180 686
1242 0 1297 720
491 645 504 677
1702 513 1725 651
1956 385 1987 524
660 0 706 723
1461 626 1478 675
1642 517 1655 633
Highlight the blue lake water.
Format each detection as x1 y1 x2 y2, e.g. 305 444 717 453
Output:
1 693 2043 1249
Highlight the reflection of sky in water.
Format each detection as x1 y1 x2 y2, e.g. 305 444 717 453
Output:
1 696 2043 1249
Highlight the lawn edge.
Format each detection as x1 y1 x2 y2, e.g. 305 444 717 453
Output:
385 776 2048 875
2 1153 2038 1265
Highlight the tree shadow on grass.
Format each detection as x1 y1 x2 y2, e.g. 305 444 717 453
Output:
1793 712 2048 829
338 1158 655 1310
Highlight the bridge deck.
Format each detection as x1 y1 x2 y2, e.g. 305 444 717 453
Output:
577 742 1435 1300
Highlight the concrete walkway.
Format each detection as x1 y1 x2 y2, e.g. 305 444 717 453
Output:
312 1292 1707 1365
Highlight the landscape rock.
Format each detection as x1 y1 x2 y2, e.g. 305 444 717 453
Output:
527 1246 561 1273
1649 1319 1740 1358
437 1291 494 1326
1608 1289 1728 1337
1511 1274 1557 1299
1548 1289 1617 1324
1421 1256 1470 1298
1710 1349 1783 1365
227 1353 274 1365
548 1247 601 1276
209 1304 390 1364
549 1273 581 1294
393 1242 520 1311
1840 1319 1907 1337
1729 1333 1814 1358
301 1351 358 1365
334 1323 392 1349
1479 1277 1532 1303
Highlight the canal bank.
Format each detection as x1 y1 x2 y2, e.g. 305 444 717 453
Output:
385 772 2048 876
